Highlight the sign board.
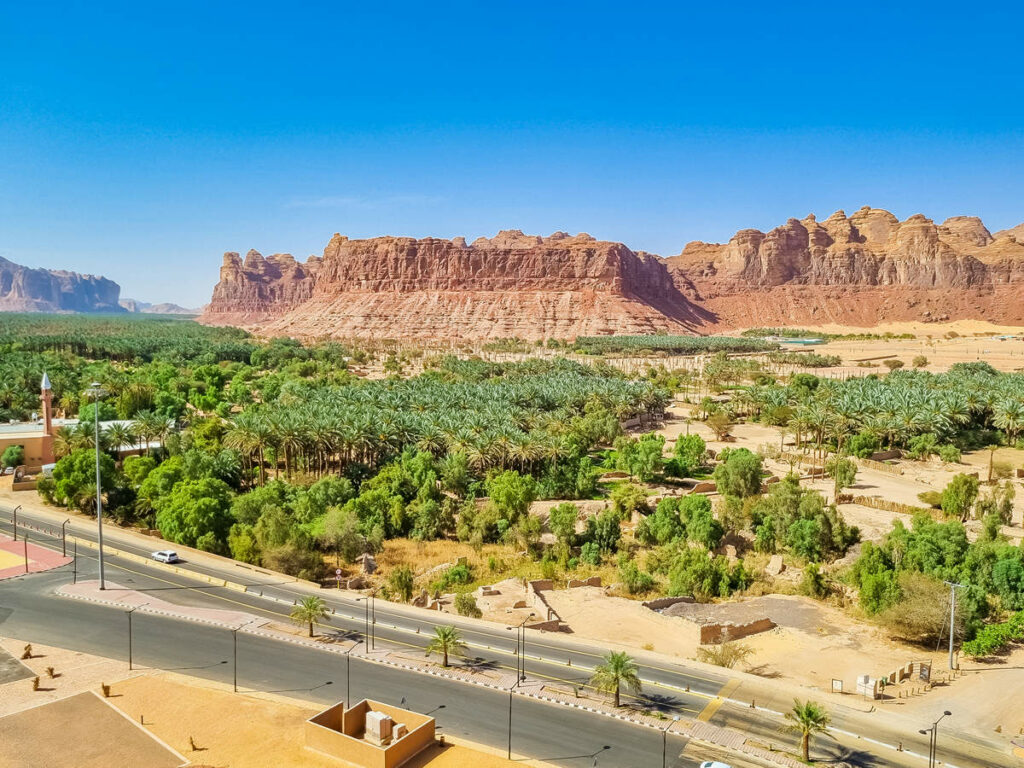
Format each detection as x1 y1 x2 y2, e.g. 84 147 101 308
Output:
919 662 931 683
831 679 843 694
336 568 343 576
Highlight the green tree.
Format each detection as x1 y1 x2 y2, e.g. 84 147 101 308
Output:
50 449 118 513
589 650 642 708
389 565 415 602
547 502 579 547
610 482 649 518
153 477 233 548
941 473 980 521
425 625 467 667
673 433 706 475
484 470 536 523
782 700 831 763
825 456 857 501
290 596 330 638
713 448 763 498
320 505 364 564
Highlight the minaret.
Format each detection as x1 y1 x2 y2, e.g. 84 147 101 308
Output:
40 373 55 464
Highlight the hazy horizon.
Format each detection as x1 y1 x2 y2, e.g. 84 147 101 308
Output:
3 2 1022 306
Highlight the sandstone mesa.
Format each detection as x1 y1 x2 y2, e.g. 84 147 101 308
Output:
199 207 1024 340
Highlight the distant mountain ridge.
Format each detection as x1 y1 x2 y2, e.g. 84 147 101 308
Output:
0 255 124 313
119 298 198 315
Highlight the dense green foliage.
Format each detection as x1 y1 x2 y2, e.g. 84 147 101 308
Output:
572 335 776 355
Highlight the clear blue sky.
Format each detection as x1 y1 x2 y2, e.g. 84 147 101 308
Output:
2 1 1022 307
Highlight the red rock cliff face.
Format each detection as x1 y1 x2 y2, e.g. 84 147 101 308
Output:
202 231 707 340
667 207 1024 328
203 250 322 325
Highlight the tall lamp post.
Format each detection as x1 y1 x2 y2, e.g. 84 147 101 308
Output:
126 604 145 671
919 710 952 768
662 715 680 768
61 518 70 557
943 581 964 670
86 382 106 590
506 613 535 760
12 505 21 541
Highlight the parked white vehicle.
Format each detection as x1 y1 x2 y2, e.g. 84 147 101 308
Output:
151 550 180 564
700 762 733 768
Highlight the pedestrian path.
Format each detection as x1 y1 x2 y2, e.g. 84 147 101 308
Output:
0 533 71 580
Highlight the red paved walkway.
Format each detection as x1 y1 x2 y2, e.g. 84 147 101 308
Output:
0 534 71 580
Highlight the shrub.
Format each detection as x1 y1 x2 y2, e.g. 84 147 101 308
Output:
912 355 929 369
883 359 905 371
388 565 415 602
1 444 25 469
695 639 755 668
917 491 942 509
454 592 482 618
937 444 961 463
618 556 655 595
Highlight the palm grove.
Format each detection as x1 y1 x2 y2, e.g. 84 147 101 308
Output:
9 316 1024 656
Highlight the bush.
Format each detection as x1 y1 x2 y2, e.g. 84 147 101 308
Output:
883 359 905 371
1 444 25 468
389 565 415 602
695 639 755 668
912 355 929 369
962 611 1024 658
618 556 655 595
455 592 482 618
917 491 942 509
937 444 961 463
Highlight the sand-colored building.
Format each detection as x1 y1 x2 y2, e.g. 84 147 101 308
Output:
305 699 435 768
0 374 54 469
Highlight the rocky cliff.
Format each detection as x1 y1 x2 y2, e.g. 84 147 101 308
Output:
201 209 1024 339
0 256 124 313
667 207 1024 327
202 231 707 340
202 250 323 325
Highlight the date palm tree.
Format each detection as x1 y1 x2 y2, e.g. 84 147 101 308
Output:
589 650 642 708
425 625 466 668
290 596 330 638
782 699 831 762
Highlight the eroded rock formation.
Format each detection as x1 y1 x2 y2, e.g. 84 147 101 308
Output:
202 231 707 340
0 256 123 313
667 207 1024 328
201 209 1024 339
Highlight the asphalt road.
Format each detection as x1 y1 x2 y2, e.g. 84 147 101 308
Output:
0 504 1011 768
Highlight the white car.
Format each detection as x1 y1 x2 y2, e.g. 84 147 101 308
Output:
151 550 180 564
700 763 733 768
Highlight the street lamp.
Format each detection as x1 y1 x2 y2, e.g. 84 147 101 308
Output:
943 582 964 670
12 505 21 541
61 518 70 557
505 613 535 760
85 382 106 590
344 638 363 706
126 604 146 671
662 715 680 768
919 710 952 768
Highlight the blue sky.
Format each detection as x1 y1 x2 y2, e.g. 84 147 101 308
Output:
1 1 1022 306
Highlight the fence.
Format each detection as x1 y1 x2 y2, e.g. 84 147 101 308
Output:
851 496 933 516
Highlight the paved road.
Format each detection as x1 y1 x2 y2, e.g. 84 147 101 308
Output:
0 504 1010 768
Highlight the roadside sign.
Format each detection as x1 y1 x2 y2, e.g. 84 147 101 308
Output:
335 568 342 576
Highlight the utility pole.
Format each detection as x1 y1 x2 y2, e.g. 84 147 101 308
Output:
944 581 964 670
87 383 106 590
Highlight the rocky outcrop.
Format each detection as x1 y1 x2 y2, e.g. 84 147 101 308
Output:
0 256 123 313
203 231 708 340
202 250 322 325
201 210 1024 339
667 207 1024 327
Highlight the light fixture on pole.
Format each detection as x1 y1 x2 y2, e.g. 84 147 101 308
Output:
662 715 680 768
918 710 951 768
86 382 107 590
